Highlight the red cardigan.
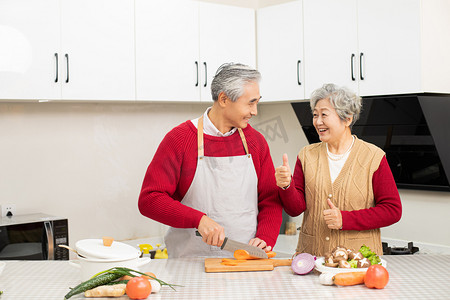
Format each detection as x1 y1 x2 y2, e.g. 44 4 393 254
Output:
138 121 282 247
279 156 402 230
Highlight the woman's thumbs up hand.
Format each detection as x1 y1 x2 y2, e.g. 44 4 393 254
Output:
275 153 292 189
323 198 343 230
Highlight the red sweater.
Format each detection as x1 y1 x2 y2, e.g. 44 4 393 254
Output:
138 121 282 247
280 156 402 230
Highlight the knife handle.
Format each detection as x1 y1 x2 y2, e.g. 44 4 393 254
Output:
195 231 228 250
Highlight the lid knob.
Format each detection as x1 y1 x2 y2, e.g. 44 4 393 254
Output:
102 236 114 247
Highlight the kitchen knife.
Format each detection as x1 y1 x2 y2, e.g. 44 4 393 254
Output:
195 231 268 259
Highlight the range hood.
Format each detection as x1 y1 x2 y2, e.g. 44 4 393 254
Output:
292 94 450 192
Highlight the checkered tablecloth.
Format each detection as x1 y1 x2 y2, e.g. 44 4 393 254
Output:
0 255 449 299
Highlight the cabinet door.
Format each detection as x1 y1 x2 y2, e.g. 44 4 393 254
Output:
199 2 256 102
60 0 135 100
357 0 421 96
0 0 61 100
257 0 304 102
135 0 200 101
303 0 358 98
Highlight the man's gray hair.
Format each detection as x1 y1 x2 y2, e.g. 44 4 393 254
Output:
211 63 261 102
310 83 362 128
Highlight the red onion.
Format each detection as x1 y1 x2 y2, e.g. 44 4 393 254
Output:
291 253 316 275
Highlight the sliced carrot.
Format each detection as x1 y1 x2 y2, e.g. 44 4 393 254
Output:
221 262 239 266
333 272 366 286
222 258 246 263
266 251 277 258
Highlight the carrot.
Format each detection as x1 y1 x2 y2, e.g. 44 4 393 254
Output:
222 258 246 263
333 272 366 286
266 251 277 258
233 249 260 260
221 262 239 266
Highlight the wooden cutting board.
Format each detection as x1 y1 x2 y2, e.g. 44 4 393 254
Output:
204 258 292 273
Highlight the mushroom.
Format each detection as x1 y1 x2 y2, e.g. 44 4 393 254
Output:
324 254 339 267
333 248 348 262
357 258 371 268
324 261 339 267
352 252 364 260
331 246 346 255
338 260 352 268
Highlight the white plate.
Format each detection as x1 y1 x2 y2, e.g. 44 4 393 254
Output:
315 257 387 274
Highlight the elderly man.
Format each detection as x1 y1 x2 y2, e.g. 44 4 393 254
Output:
138 63 282 258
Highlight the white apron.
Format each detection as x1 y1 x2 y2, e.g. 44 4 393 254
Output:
164 117 258 258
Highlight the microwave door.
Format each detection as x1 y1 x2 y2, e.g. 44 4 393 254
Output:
44 221 54 260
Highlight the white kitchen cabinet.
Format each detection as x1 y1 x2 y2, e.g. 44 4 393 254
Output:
198 2 256 102
303 0 359 97
135 0 256 102
0 0 60 100
135 0 200 102
357 0 421 96
256 0 304 102
303 0 423 97
0 0 135 101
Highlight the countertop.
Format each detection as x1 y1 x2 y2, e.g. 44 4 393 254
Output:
0 255 449 299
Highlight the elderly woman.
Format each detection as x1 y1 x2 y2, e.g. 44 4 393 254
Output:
275 83 402 256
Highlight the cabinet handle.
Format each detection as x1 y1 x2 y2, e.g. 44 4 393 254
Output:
203 62 207 87
360 52 364 80
54 53 58 83
65 54 69 83
195 61 199 87
351 53 356 81
297 60 302 85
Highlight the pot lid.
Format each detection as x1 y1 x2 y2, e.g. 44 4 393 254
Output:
75 239 140 260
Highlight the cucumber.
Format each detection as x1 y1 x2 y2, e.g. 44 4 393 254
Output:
64 272 122 299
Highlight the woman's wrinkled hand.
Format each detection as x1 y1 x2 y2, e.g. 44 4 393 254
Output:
323 199 343 230
275 153 292 189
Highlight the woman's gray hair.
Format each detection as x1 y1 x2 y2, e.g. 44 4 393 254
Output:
211 63 261 102
310 83 362 128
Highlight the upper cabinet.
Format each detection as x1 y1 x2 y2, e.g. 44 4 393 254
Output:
303 0 450 97
0 0 61 100
0 0 135 101
356 0 421 96
256 0 304 102
135 0 256 102
303 0 358 97
60 0 135 101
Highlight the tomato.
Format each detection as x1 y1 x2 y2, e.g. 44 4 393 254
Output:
364 264 389 289
126 276 152 299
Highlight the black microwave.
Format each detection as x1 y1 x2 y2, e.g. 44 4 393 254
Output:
0 213 69 260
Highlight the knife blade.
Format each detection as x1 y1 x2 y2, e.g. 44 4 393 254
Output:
195 231 268 259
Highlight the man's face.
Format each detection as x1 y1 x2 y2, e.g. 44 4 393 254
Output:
223 81 261 129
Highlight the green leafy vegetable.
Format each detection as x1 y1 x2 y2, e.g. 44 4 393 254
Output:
349 259 358 268
359 244 381 265
368 254 381 265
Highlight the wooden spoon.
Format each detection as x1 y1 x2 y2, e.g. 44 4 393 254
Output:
58 245 86 258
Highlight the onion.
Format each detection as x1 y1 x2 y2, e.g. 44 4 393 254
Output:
291 253 316 275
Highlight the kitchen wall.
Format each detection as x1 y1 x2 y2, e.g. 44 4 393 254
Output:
1 101 449 251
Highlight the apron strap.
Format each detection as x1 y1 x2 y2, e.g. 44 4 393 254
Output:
197 116 249 157
198 116 204 157
238 128 249 155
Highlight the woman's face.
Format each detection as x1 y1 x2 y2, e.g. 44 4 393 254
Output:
312 98 350 143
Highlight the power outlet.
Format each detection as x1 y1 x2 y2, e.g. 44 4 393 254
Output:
1 204 16 217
